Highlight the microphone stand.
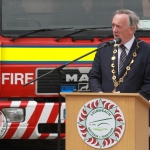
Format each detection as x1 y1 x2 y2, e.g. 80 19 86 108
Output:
23 43 108 150
57 69 64 150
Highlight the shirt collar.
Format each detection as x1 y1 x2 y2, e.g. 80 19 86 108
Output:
123 36 135 51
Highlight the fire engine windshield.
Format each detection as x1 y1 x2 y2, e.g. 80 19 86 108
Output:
1 0 150 37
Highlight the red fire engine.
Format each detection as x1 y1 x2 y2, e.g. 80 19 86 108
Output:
0 0 150 149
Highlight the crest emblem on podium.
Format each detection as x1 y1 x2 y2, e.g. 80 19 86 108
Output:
77 98 125 149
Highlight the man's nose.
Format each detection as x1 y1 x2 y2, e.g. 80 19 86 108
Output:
113 26 117 32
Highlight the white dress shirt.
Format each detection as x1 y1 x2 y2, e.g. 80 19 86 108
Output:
118 36 135 73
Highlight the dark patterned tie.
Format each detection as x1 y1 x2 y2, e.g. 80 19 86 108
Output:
119 45 127 73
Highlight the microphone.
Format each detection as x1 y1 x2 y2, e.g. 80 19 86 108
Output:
106 38 122 46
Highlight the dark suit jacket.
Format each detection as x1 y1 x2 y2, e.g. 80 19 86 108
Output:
89 39 150 100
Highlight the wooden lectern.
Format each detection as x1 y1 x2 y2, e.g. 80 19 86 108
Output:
60 92 150 150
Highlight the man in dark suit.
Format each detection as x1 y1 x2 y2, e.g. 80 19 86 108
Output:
89 9 150 100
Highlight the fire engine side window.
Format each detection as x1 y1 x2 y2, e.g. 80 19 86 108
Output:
2 0 27 28
90 0 120 26
21 0 59 27
55 0 89 27
2 0 60 29
1 0 150 31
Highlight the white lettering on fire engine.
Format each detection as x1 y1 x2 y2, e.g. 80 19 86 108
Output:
66 74 89 82
2 73 34 85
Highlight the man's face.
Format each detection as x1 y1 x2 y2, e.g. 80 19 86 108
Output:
112 14 134 44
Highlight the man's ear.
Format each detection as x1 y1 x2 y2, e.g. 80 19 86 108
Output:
129 26 135 34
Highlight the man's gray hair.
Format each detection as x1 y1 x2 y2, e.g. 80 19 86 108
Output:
115 9 139 31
